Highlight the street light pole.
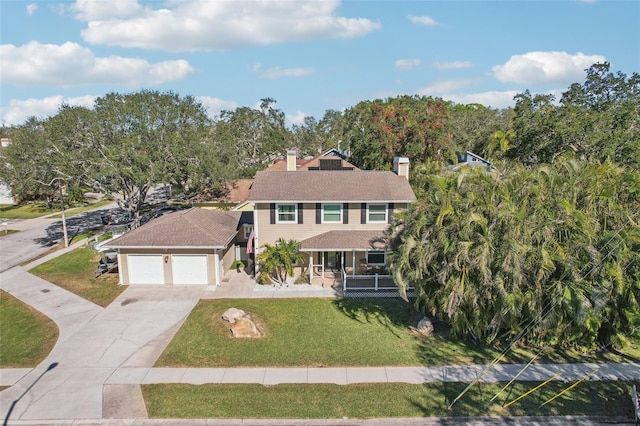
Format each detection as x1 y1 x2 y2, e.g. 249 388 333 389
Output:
59 185 69 247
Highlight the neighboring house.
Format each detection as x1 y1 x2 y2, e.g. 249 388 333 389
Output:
0 183 13 205
451 151 495 171
105 208 252 286
247 153 416 292
266 148 357 172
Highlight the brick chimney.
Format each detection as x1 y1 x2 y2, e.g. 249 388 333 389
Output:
393 157 410 180
286 150 297 171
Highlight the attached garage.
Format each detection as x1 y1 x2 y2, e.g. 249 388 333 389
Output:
106 208 250 287
172 255 209 285
127 255 165 285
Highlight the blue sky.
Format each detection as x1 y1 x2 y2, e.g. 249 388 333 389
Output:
1 0 638 127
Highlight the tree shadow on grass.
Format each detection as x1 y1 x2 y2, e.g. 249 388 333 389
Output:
406 380 636 419
332 297 504 364
331 297 417 338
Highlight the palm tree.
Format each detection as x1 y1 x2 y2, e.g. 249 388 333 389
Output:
257 238 305 284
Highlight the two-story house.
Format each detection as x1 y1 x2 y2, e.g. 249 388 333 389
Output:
247 151 416 291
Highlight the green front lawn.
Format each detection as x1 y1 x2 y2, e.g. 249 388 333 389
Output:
158 298 518 367
0 203 59 219
143 381 635 419
157 298 639 368
30 247 126 307
0 290 58 367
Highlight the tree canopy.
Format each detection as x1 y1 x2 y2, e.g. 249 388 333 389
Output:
388 159 640 349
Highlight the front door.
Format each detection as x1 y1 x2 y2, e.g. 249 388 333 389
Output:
324 251 343 271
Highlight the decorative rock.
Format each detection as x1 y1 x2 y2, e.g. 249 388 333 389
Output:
415 316 434 336
221 308 246 324
230 317 262 338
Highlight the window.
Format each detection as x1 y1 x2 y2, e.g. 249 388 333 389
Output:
276 204 297 223
367 203 387 223
243 225 253 240
367 251 386 265
322 204 342 223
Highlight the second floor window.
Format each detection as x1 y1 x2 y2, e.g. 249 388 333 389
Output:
367 203 387 223
322 204 342 223
276 204 297 223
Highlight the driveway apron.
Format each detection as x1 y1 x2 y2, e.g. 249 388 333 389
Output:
0 285 205 421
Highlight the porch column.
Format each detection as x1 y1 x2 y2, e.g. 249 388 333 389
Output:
351 251 355 277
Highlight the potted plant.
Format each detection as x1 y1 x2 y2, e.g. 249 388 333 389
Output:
230 260 245 273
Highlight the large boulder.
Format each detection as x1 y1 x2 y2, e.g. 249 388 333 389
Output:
230 317 262 338
221 308 246 324
415 315 434 336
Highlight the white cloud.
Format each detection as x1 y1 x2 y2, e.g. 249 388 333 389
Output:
75 0 381 52
26 3 38 16
395 59 421 70
0 41 194 87
417 78 480 96
493 51 606 85
432 60 473 70
408 14 440 26
71 0 147 21
442 88 565 109
0 95 96 126
286 110 307 127
258 67 315 80
197 96 238 120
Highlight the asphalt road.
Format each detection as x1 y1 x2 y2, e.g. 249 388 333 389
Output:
0 202 119 272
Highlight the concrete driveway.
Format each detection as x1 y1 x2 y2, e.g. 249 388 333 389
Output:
0 285 205 421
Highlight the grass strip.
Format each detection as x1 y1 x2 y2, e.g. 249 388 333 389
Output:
143 381 635 419
30 247 125 307
0 290 58 367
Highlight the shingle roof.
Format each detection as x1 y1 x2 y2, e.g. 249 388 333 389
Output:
106 208 243 248
299 230 388 251
247 170 416 202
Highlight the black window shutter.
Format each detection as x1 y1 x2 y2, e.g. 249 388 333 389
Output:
388 203 394 224
343 203 349 224
316 203 321 224
298 203 303 224
270 203 275 224
361 203 366 224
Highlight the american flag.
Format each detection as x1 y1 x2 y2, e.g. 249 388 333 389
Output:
246 230 255 254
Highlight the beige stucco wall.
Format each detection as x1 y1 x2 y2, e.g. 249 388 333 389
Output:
221 244 236 274
253 202 410 249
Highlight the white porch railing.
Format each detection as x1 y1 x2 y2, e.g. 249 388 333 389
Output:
343 273 397 292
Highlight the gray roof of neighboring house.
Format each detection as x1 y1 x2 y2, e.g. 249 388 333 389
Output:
247 170 416 203
106 208 244 248
299 230 388 251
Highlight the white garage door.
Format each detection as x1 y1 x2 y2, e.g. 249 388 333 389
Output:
172 255 209 285
128 255 165 285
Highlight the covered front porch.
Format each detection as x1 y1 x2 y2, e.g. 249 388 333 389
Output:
299 230 409 296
